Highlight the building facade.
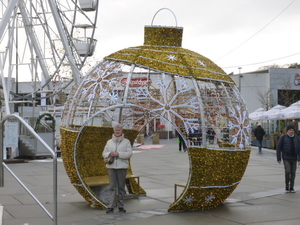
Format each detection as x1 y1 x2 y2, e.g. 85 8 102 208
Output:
230 68 300 113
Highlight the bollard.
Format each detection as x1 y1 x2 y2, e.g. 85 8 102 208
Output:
137 134 145 145
152 133 160 144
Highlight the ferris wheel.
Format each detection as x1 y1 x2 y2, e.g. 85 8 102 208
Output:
0 0 99 114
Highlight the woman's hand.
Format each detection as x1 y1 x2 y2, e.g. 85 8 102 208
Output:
110 151 119 157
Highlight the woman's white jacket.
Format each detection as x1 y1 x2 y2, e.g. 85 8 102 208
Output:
102 134 133 169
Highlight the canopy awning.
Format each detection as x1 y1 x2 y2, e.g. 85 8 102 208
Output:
265 104 286 120
283 101 300 119
249 108 267 121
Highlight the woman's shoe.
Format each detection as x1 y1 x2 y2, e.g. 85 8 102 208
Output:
106 208 114 213
119 207 126 213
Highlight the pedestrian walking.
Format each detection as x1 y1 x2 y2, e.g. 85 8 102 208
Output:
178 134 187 152
276 124 300 193
176 130 187 152
206 128 215 144
254 123 265 153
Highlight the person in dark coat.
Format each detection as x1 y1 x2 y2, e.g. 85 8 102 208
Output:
206 128 215 144
276 124 300 193
254 123 266 153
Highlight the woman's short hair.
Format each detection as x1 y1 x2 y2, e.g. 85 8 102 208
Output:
113 123 123 130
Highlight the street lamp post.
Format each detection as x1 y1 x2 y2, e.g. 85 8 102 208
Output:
238 67 242 92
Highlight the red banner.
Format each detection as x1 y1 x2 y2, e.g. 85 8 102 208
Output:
121 77 152 87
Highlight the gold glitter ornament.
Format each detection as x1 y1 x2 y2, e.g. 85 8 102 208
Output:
105 26 231 82
144 26 183 46
61 21 251 212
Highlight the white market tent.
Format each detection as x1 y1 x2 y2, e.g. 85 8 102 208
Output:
249 103 300 143
284 101 300 119
250 102 300 121
249 108 267 121
265 104 287 120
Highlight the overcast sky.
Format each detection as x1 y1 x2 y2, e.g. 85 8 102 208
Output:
93 0 300 75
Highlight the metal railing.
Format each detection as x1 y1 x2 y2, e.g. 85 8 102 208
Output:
0 205 3 225
0 114 57 225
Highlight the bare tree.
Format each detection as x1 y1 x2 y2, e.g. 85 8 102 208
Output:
288 63 300 68
278 76 298 107
257 88 274 110
258 64 283 70
257 63 299 70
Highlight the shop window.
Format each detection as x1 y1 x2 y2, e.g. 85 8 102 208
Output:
278 89 300 106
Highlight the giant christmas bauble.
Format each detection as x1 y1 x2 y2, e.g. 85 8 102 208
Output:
60 25 251 211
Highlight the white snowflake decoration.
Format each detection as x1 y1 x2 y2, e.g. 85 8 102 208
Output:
166 54 177 61
154 78 199 128
107 92 119 105
82 62 121 101
228 105 251 148
197 60 206 67
205 194 215 203
123 76 201 134
183 195 194 204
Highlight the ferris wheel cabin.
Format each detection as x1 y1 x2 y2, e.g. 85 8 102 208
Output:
78 0 98 11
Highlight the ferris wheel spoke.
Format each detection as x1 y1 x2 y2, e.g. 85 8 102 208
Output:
0 0 99 113
0 0 18 39
19 1 52 82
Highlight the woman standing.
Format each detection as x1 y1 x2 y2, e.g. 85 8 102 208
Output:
102 123 133 213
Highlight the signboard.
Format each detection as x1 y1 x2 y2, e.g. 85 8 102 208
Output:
121 77 152 87
294 73 300 85
4 121 18 148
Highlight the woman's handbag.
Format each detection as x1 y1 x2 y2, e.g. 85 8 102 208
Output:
104 156 114 164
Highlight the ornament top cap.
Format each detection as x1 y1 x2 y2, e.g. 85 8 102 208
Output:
144 25 183 47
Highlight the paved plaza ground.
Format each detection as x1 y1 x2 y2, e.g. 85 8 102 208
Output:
1 137 300 225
